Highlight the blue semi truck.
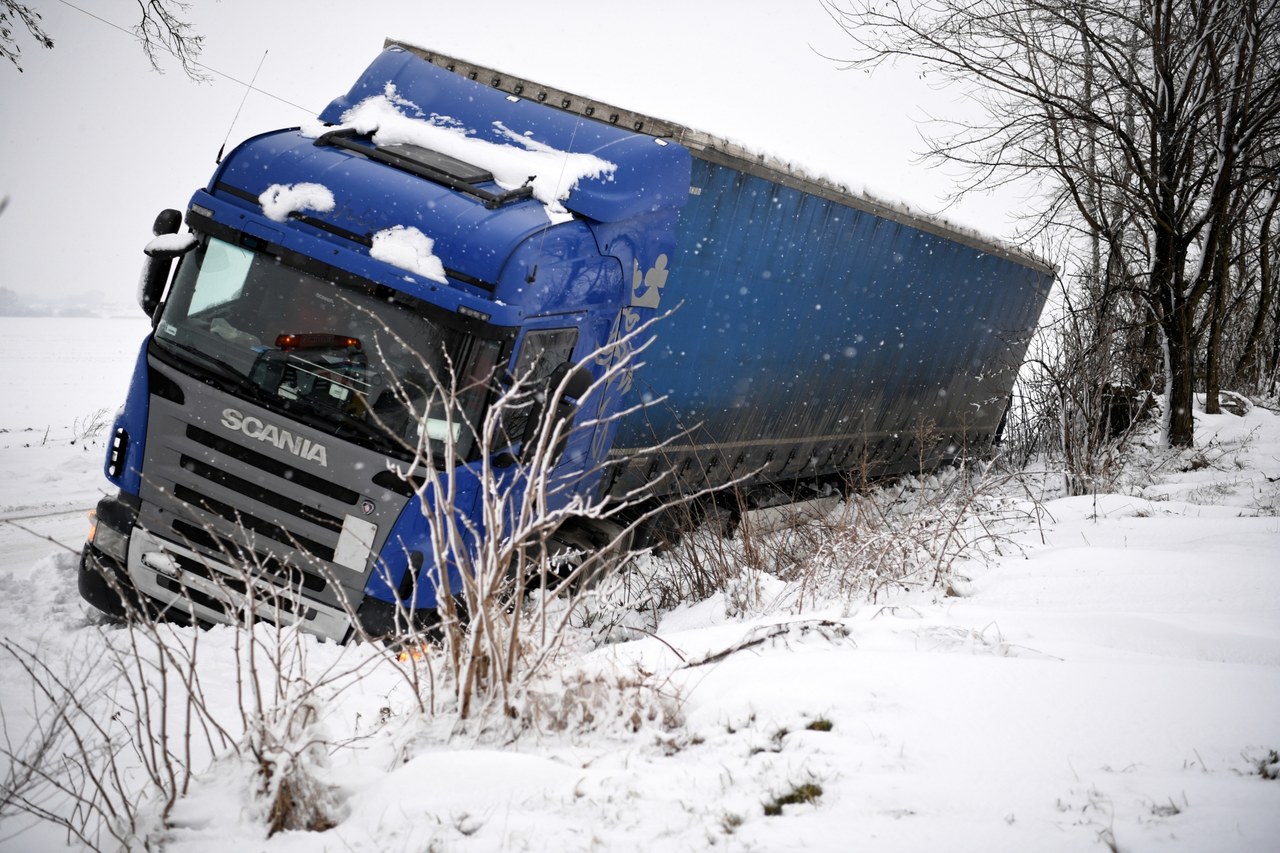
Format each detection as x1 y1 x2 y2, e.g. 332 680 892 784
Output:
79 42 1054 640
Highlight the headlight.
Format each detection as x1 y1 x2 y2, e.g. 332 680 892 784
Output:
90 515 131 563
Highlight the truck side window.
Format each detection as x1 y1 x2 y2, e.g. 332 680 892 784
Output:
514 328 578 383
505 327 578 444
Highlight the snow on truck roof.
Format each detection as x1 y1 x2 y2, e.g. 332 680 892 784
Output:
317 47 692 225
380 40 1054 277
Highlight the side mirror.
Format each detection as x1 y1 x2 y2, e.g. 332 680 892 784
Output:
519 362 593 464
138 208 194 319
559 364 593 400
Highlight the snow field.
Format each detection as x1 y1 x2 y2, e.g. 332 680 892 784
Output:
0 317 1277 851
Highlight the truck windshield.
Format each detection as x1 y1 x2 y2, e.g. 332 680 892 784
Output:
154 235 500 462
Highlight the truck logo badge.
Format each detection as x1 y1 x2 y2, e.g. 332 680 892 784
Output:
630 254 669 309
220 408 329 468
361 500 375 515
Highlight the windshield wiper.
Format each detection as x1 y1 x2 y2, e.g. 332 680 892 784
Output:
329 410 405 453
275 396 407 457
154 338 262 400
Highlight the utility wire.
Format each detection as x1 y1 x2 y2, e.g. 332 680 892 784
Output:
54 0 318 116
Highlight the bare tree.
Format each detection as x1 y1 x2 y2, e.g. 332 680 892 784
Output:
131 0 203 79
0 2 51 70
1229 180 1280 394
824 0 1280 446
2 0 204 78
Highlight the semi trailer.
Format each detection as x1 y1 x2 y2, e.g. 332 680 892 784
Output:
79 41 1054 640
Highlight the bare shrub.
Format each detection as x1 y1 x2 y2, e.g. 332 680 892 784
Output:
622 499 762 616
792 470 1021 605
519 658 683 736
1 638 167 850
247 693 338 835
72 408 111 445
0 566 385 848
588 458 1034 629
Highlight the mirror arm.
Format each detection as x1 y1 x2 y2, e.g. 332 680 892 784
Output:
518 362 593 465
138 208 192 322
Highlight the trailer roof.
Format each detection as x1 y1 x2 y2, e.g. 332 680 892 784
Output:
386 40 1054 277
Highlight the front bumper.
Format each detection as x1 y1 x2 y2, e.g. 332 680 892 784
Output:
79 493 357 641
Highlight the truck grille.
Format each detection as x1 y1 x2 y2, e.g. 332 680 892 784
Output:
132 360 413 639
172 483 337 562
185 425 361 504
179 454 345 532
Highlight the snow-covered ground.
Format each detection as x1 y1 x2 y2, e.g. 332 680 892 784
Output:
0 316 1277 852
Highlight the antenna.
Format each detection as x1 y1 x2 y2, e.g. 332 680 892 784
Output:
216 50 270 164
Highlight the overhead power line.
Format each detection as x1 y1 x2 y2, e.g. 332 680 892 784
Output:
54 0 319 116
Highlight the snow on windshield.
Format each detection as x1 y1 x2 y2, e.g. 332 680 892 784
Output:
370 225 448 283
259 182 337 223
318 83 617 214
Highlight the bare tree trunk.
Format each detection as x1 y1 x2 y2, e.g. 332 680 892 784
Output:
1204 238 1231 413
1267 295 1280 393
1162 303 1198 446
1234 189 1279 387
1153 224 1199 446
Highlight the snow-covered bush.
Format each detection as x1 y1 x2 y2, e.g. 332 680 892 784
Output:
579 459 1032 632
0 580 385 848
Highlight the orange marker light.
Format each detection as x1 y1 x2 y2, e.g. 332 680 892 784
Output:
275 333 362 351
397 644 429 663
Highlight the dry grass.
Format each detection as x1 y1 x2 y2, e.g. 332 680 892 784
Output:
600 462 1032 629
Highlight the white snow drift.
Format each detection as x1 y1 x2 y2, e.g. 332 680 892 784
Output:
315 83 617 214
258 182 337 223
369 224 448 283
